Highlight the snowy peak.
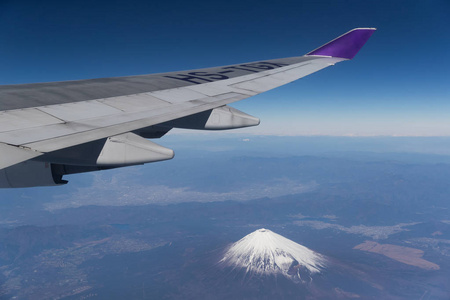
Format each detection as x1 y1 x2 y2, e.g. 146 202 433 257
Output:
220 228 325 279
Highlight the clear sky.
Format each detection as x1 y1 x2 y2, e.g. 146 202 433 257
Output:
0 0 448 136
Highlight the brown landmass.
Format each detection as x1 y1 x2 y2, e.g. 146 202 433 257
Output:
354 241 439 270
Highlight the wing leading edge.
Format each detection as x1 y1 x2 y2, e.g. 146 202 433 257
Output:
0 28 376 188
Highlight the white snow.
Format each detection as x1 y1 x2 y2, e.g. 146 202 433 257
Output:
220 228 325 278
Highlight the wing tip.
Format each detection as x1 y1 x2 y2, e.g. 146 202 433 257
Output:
307 28 376 60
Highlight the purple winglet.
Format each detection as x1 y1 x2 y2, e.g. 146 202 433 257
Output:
307 28 376 59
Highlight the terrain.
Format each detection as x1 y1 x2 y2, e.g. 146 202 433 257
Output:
0 136 449 299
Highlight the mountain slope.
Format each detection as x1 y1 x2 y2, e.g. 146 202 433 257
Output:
219 228 325 280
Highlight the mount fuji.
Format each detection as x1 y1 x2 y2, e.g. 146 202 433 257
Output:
219 228 326 281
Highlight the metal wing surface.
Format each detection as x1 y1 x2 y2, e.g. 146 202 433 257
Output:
0 28 375 187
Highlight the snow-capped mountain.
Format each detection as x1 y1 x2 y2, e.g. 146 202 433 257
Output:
219 228 326 281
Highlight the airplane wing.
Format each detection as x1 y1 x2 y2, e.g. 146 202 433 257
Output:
0 28 375 188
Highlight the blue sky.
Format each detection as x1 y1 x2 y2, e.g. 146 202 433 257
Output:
0 0 448 136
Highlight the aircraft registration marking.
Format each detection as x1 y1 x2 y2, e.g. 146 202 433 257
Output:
164 62 288 84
